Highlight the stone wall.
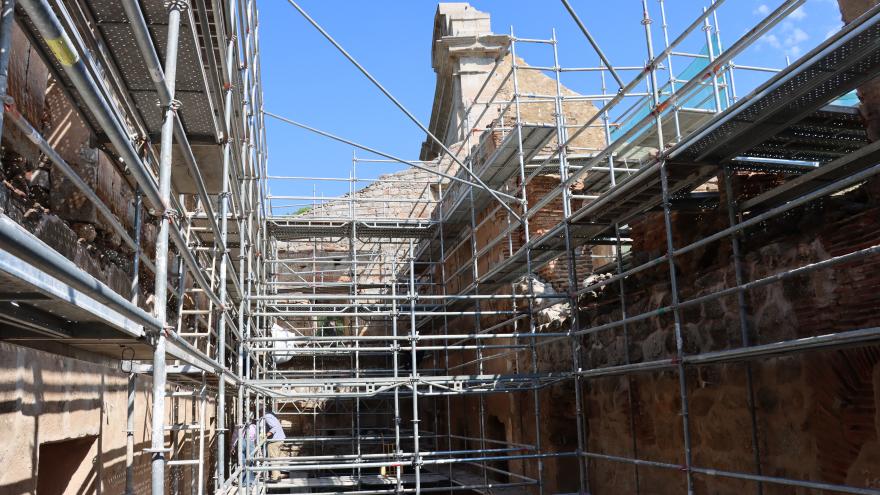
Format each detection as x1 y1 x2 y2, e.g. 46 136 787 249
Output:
573 174 880 493
423 171 880 493
1 21 154 305
277 162 452 294
0 341 218 494
0 20 213 495
430 60 608 295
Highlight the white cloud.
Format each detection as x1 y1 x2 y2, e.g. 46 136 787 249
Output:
758 23 809 59
761 33 781 49
754 4 806 20
785 27 809 45
789 6 807 20
825 23 843 39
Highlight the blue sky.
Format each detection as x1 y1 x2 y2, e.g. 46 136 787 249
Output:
259 0 845 210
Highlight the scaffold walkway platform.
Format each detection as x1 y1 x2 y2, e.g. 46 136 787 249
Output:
443 124 557 225
470 9 880 290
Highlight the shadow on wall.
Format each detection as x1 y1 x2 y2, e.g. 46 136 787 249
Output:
0 343 209 495
485 414 509 482
37 436 97 494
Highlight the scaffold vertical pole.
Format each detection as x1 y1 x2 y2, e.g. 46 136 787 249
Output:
125 188 142 495
723 165 763 495
408 240 422 493
150 1 185 493
391 258 403 494
0 0 15 138
642 0 695 491
510 29 543 493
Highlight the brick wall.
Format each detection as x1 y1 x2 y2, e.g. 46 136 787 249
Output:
1 22 153 304
573 174 880 493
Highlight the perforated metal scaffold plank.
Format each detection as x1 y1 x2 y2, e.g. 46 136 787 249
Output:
443 124 557 225
268 218 438 240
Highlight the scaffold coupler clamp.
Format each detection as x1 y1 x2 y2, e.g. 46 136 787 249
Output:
144 446 172 458
144 324 161 341
161 98 183 115
164 0 189 12
163 208 181 224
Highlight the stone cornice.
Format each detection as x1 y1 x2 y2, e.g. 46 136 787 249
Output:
432 34 510 76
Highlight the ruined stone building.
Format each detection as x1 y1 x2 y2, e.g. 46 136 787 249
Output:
1 0 880 494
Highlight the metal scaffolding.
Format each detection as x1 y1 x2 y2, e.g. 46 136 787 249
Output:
0 0 879 494
0 0 264 493
254 0 880 493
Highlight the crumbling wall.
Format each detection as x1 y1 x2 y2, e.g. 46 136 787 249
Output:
433 171 880 493
0 20 213 495
574 175 880 493
432 51 610 297
279 163 450 293
1 21 154 304
417 30 610 494
293 165 442 222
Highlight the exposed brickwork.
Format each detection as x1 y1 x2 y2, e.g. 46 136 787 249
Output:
0 22 154 305
571 175 880 493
